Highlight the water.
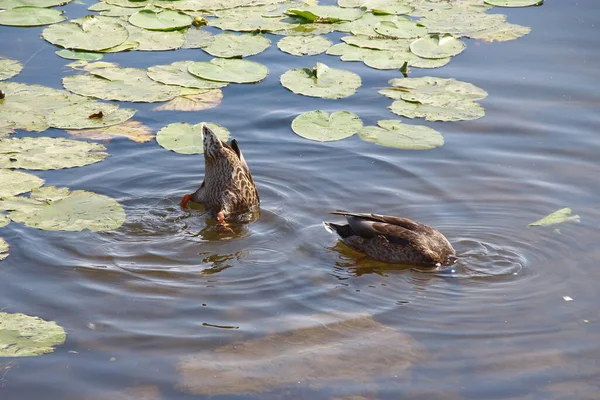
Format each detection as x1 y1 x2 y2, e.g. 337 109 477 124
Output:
1 0 599 398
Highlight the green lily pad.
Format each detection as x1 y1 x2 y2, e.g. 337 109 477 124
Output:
152 89 223 112
0 215 8 227
63 67 181 102
280 62 361 99
0 0 71 8
129 9 192 31
529 208 580 227
0 137 107 170
0 170 44 198
188 58 268 84
202 33 271 58
48 102 136 130
100 39 139 53
359 120 443 149
409 34 465 59
374 20 427 38
0 186 125 232
126 24 185 51
465 22 530 42
419 9 506 35
156 122 230 154
389 98 485 122
485 0 543 7
182 28 214 49
55 49 103 61
286 5 364 23
147 61 227 89
87 2 138 17
291 110 362 142
338 0 412 15
0 237 7 260
326 43 380 61
277 36 332 56
0 312 66 356
42 15 128 51
0 58 23 80
210 15 296 33
363 50 450 70
342 35 411 51
335 12 401 36
0 6 65 26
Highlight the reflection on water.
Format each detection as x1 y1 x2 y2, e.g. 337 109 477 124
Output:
0 0 599 399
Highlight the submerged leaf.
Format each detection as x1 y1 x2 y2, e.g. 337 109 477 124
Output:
0 137 107 170
409 34 465 59
67 120 153 143
156 122 230 155
42 15 128 51
0 58 23 81
153 89 223 112
529 208 580 227
0 6 65 26
0 169 44 198
128 9 192 31
359 120 444 149
0 312 66 356
277 35 332 56
0 186 125 232
292 110 362 142
280 62 361 99
202 33 271 58
188 58 268 84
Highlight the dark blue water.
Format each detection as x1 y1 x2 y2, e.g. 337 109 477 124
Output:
0 0 599 398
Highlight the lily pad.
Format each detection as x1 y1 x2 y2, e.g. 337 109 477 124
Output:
374 20 427 38
338 0 412 15
202 33 271 58
0 137 107 170
182 28 214 49
42 15 128 51
0 214 8 227
292 110 362 142
326 43 380 61
385 76 488 101
389 98 485 121
63 67 181 102
153 89 223 112
156 122 230 155
342 35 411 51
277 35 332 56
363 50 450 70
87 2 138 17
335 12 401 36
281 62 361 99
0 170 44 198
188 58 268 84
0 186 125 232
67 120 153 143
0 312 66 356
409 34 465 59
466 22 530 42
529 208 580 227
128 9 192 31
485 0 543 6
126 24 185 51
0 6 65 26
147 61 226 89
55 49 103 61
0 0 71 8
210 15 296 33
0 237 7 260
359 120 443 149
48 102 136 130
0 58 23 81
286 5 364 23
419 9 506 35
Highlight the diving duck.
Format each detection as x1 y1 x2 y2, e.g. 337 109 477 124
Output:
324 211 456 266
181 125 259 224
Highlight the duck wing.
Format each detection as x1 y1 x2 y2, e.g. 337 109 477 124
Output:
330 210 427 244
231 140 256 185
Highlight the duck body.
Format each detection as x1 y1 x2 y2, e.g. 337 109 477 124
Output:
324 211 456 266
181 125 259 221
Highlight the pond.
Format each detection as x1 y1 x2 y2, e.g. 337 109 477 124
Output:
1 0 599 399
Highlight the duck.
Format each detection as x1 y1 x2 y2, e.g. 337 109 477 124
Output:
323 211 456 266
181 125 259 225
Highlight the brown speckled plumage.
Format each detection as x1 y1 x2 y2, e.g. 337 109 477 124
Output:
324 211 456 266
188 125 259 217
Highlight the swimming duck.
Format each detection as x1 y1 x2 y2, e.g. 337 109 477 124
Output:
181 125 259 225
324 211 456 266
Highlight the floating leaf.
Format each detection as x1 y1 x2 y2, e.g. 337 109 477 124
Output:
0 312 66 356
188 58 268 84
202 33 271 58
147 61 226 90
342 35 411 51
419 9 506 35
0 0 72 8
129 9 192 31
63 67 181 102
389 98 485 122
0 6 65 26
55 49 103 61
0 170 44 198
182 27 213 48
42 15 128 51
338 0 412 15
153 89 223 112
100 40 139 53
335 12 401 36
485 0 543 7
280 62 361 99
0 137 107 170
326 43 380 61
87 2 137 17
409 34 465 59
0 186 125 232
277 35 332 56
67 120 153 143
48 102 136 130
385 76 488 101
126 24 185 51
359 120 444 149
529 208 580 227
291 110 362 142
286 5 364 23
363 50 450 70
210 15 296 33
465 22 530 42
0 237 7 260
0 58 23 81
156 122 230 155
374 20 427 38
